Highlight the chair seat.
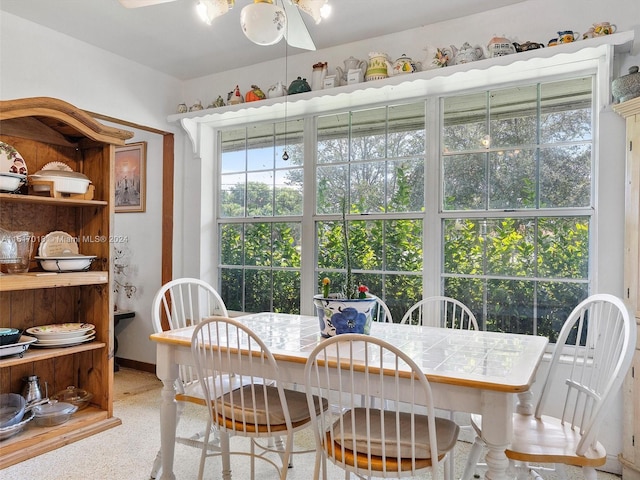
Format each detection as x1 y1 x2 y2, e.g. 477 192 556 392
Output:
470 413 606 467
213 385 328 433
327 408 459 471
176 374 268 404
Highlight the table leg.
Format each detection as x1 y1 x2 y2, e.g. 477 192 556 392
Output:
156 343 179 480
480 391 513 480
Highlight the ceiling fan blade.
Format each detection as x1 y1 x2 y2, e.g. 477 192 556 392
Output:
118 0 178 8
278 0 316 51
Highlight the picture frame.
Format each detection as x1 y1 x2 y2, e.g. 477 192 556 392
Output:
115 141 146 213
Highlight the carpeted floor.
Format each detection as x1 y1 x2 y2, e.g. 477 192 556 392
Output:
1 368 623 480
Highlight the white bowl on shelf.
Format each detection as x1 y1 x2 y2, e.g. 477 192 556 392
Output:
35 254 96 272
0 173 26 192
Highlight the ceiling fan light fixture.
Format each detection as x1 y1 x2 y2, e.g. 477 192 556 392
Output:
240 0 287 46
196 0 234 26
294 0 330 24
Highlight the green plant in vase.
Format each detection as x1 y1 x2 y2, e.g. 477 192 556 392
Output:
314 199 376 337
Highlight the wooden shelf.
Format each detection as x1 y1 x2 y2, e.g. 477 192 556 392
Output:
0 271 108 291
0 341 106 368
0 192 107 207
0 407 122 469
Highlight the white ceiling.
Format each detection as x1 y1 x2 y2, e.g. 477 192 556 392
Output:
0 0 525 81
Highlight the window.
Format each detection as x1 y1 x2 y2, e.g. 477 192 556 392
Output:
441 77 593 341
218 120 304 313
216 75 596 341
315 104 425 319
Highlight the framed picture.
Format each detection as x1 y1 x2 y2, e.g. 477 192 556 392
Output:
115 142 146 213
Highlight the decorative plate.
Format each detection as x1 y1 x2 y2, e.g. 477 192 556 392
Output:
35 330 96 347
32 335 95 348
38 231 79 257
0 142 28 175
26 323 95 339
40 161 73 172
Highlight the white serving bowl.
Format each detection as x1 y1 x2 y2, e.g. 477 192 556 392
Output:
35 254 96 272
0 173 26 192
29 170 91 194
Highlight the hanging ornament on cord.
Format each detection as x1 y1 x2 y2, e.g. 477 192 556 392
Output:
282 38 289 161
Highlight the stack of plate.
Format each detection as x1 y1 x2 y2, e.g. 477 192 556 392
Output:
27 323 95 348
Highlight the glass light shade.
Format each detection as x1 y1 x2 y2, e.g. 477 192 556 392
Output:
294 0 329 24
240 1 286 46
196 0 233 26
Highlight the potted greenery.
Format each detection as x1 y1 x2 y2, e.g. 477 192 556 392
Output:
313 199 378 337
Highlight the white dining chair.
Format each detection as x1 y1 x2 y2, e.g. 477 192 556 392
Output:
369 293 393 323
304 333 459 480
400 295 478 480
460 293 636 480
149 277 229 479
191 316 328 480
400 295 478 330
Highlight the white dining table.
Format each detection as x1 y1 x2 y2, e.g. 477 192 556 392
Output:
150 312 548 480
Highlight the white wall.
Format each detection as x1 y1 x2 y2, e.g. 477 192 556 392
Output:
1 0 640 468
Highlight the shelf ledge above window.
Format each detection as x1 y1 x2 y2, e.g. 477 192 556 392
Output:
170 31 633 153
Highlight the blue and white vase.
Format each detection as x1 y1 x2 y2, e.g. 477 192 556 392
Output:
313 294 377 338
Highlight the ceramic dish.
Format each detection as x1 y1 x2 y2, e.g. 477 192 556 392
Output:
29 169 91 195
0 335 37 358
35 255 95 272
38 231 79 257
40 161 73 172
35 332 95 345
26 323 95 339
0 409 34 442
0 172 27 193
0 142 28 176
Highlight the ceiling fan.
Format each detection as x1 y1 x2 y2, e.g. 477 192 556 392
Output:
118 0 331 51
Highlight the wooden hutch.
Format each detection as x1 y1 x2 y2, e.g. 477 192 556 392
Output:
0 97 133 467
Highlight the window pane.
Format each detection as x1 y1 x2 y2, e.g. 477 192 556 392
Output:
350 161 386 213
539 144 591 207
318 113 349 164
350 107 387 161
387 159 424 212
443 92 488 152
540 77 592 144
245 269 272 313
385 220 423 271
220 268 243 311
388 103 425 157
273 270 301 313
316 165 347 214
537 281 588 342
486 278 535 334
246 171 273 216
221 129 246 173
443 153 487 210
244 223 272 266
272 222 301 268
489 149 536 209
275 168 303 216
220 224 242 265
220 173 245 217
489 85 538 148
443 219 484 275
485 218 535 277
276 119 304 168
537 217 589 278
